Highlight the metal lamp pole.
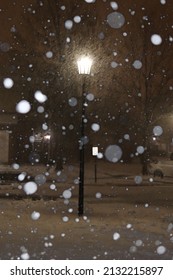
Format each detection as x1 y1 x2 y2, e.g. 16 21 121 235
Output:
77 56 92 216
44 132 51 163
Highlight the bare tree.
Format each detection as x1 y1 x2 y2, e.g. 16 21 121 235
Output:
5 0 173 169
104 4 173 172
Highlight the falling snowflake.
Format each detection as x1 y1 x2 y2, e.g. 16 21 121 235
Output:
3 78 14 89
151 34 162 45
31 211 40 220
23 181 37 195
107 12 125 29
113 232 120 240
16 100 31 114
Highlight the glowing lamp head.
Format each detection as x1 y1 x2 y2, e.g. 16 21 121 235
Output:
77 56 92 75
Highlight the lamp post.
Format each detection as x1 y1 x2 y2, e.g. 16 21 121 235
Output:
44 132 51 164
77 56 92 216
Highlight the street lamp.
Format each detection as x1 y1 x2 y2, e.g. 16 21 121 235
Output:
77 56 93 216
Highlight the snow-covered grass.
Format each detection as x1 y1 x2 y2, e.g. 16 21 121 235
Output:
0 160 173 260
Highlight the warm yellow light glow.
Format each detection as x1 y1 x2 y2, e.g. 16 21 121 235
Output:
77 56 93 74
44 133 51 140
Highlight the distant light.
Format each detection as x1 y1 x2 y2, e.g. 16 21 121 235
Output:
44 133 51 140
77 56 92 74
92 147 98 156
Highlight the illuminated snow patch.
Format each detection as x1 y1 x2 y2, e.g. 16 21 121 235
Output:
23 181 37 195
16 100 31 114
151 34 162 45
3 78 14 89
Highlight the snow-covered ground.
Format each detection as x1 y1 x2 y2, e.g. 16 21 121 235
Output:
0 160 173 260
